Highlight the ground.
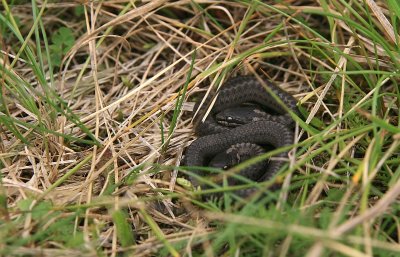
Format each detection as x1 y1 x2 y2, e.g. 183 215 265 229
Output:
1 1 400 256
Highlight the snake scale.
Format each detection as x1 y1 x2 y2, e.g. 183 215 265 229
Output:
184 76 299 197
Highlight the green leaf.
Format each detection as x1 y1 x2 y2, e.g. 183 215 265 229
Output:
388 0 400 20
112 210 135 247
17 199 53 220
66 232 84 248
318 208 332 229
49 27 75 67
74 6 85 17
51 27 75 50
17 198 34 212
32 201 53 220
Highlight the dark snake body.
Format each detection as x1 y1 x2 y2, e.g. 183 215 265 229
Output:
209 142 267 183
195 76 298 136
184 76 298 197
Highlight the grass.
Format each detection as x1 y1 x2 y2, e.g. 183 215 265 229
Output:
1 0 400 256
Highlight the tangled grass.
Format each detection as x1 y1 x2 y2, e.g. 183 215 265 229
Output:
1 0 400 256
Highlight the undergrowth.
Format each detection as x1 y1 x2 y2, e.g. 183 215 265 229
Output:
0 0 400 256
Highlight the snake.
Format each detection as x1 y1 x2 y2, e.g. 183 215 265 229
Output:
184 76 299 197
208 142 268 184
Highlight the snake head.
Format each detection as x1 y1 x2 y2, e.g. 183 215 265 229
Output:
208 149 240 170
207 143 268 186
215 106 267 127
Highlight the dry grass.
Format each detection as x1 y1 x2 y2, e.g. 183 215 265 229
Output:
1 0 400 256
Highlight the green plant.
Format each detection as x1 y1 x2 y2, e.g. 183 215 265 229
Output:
49 27 75 68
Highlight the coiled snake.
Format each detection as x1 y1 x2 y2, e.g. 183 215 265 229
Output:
184 76 299 197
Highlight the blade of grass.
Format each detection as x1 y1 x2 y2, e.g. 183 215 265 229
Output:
139 209 179 257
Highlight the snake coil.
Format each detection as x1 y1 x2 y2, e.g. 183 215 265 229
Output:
184 76 299 198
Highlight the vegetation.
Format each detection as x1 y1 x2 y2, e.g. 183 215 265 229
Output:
1 0 399 256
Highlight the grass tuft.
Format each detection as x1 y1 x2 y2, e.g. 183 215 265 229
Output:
1 1 400 256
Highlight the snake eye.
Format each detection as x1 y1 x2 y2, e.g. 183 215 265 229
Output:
227 116 233 121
